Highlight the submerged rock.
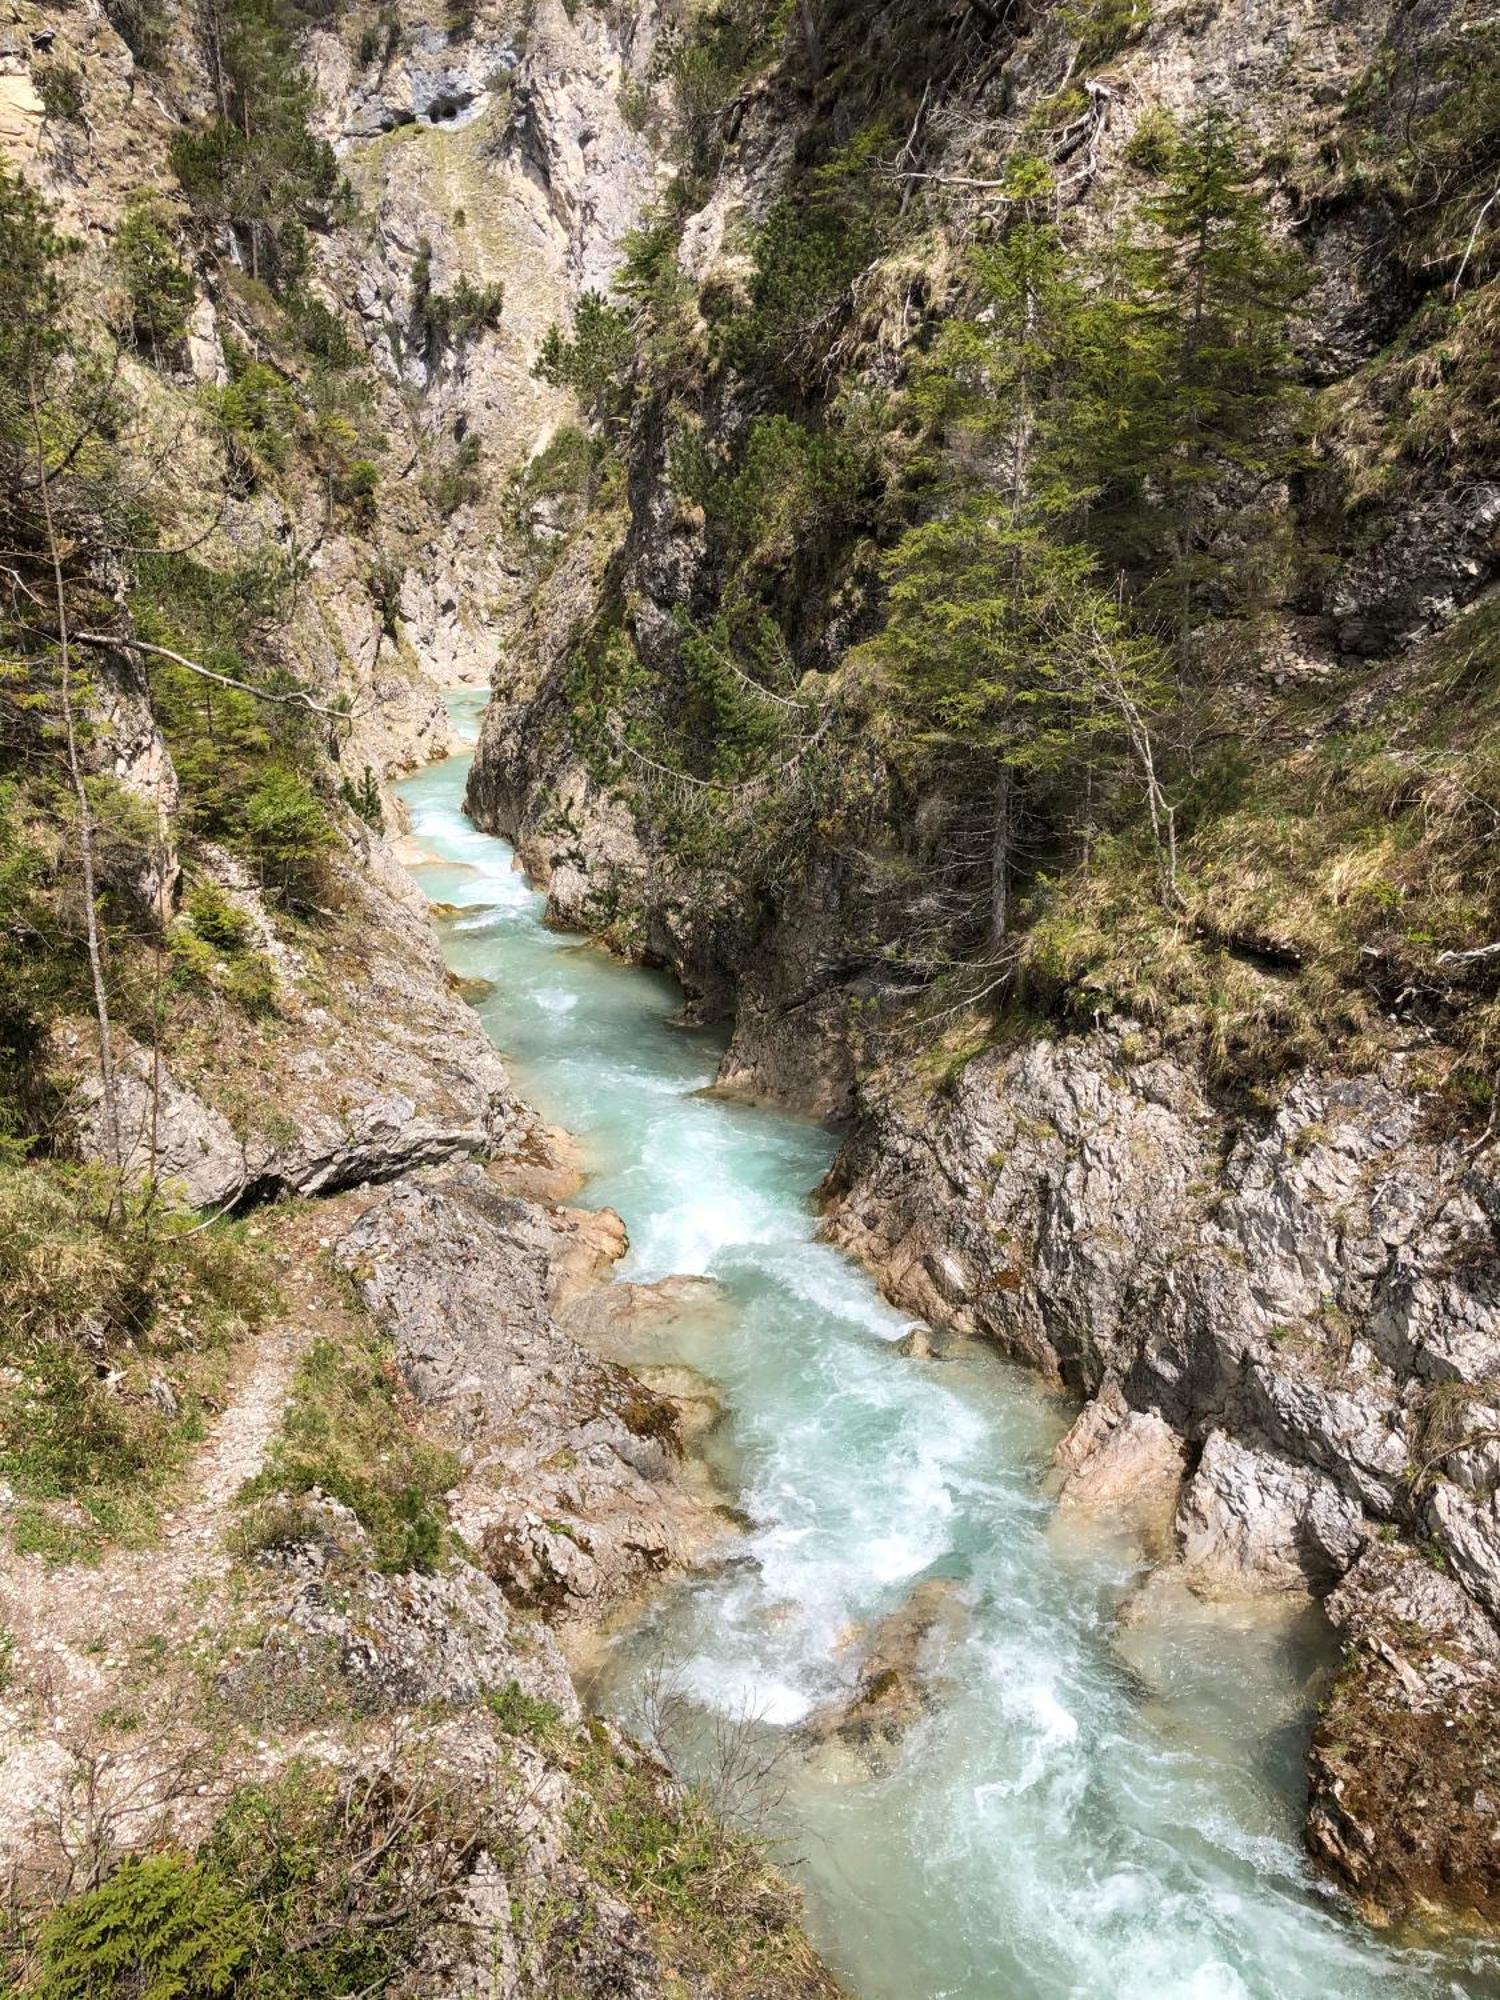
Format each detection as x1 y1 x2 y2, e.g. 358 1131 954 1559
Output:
1050 1378 1188 1560
560 1272 732 1361
801 1577 966 1771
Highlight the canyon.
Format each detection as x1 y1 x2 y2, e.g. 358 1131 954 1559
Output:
2 0 1500 1991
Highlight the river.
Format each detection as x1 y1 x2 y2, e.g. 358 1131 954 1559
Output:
396 692 1491 2000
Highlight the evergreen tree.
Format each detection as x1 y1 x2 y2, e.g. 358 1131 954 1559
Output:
1104 109 1312 632
869 507 1168 951
171 0 348 292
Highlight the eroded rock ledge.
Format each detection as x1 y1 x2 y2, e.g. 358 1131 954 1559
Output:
821 1024 1500 1924
337 1161 728 1619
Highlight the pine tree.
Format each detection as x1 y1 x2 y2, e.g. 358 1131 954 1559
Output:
1107 109 1312 634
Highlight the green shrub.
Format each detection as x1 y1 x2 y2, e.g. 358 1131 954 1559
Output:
408 240 502 364
103 0 168 66
185 880 253 953
1124 104 1177 173
338 764 383 829
1061 0 1150 66
484 1679 563 1737
534 291 635 428
0 1162 267 1556
205 351 300 481
245 769 335 904
422 432 483 516
33 1853 252 2000
35 62 85 123
220 953 279 1018
332 456 379 517
116 196 196 358
285 293 362 369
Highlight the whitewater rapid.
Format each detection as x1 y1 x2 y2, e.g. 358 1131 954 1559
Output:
397 693 1493 2000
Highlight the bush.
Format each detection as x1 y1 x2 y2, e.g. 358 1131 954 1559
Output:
484 1680 563 1737
116 196 196 359
245 769 335 904
338 764 383 829
205 351 300 482
32 1853 252 2000
422 432 483 517
35 62 85 123
0 1161 267 1555
408 240 502 365
534 291 634 428
185 880 253 953
285 293 362 369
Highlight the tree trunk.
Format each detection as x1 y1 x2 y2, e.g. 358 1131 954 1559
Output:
31 378 122 1184
988 766 1011 953
796 0 822 72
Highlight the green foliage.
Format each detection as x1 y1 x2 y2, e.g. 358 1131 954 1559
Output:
1061 0 1149 66
408 239 502 365
32 1853 252 2000
1116 108 1311 624
338 763 383 829
0 781 83 1151
171 0 350 294
0 160 70 411
367 558 403 638
116 196 197 360
1342 5 1500 285
245 768 335 904
510 423 598 526
422 431 483 516
205 344 301 482
239 1334 460 1572
721 123 898 380
27 1760 484 2000
35 62 85 123
566 1739 832 1997
201 1762 467 1997
103 0 169 66
283 292 362 369
655 0 788 177
483 1679 563 1737
131 549 339 907
535 290 635 428
186 880 253 953
0 1161 266 1557
1124 103 1177 174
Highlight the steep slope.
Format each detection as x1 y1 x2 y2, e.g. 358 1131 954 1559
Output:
464 0 1500 1926
0 0 842 1989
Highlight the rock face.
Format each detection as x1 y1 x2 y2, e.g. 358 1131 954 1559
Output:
1308 1545 1500 1925
225 1491 582 1721
822 1024 1500 1911
307 0 667 685
71 836 540 1206
337 1162 721 1616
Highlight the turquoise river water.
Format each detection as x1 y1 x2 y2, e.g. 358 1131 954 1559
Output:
397 693 1496 2000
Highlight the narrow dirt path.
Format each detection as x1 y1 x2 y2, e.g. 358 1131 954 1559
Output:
0 1196 371 1869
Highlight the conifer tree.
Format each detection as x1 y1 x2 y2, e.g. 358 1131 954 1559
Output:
1103 108 1311 634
